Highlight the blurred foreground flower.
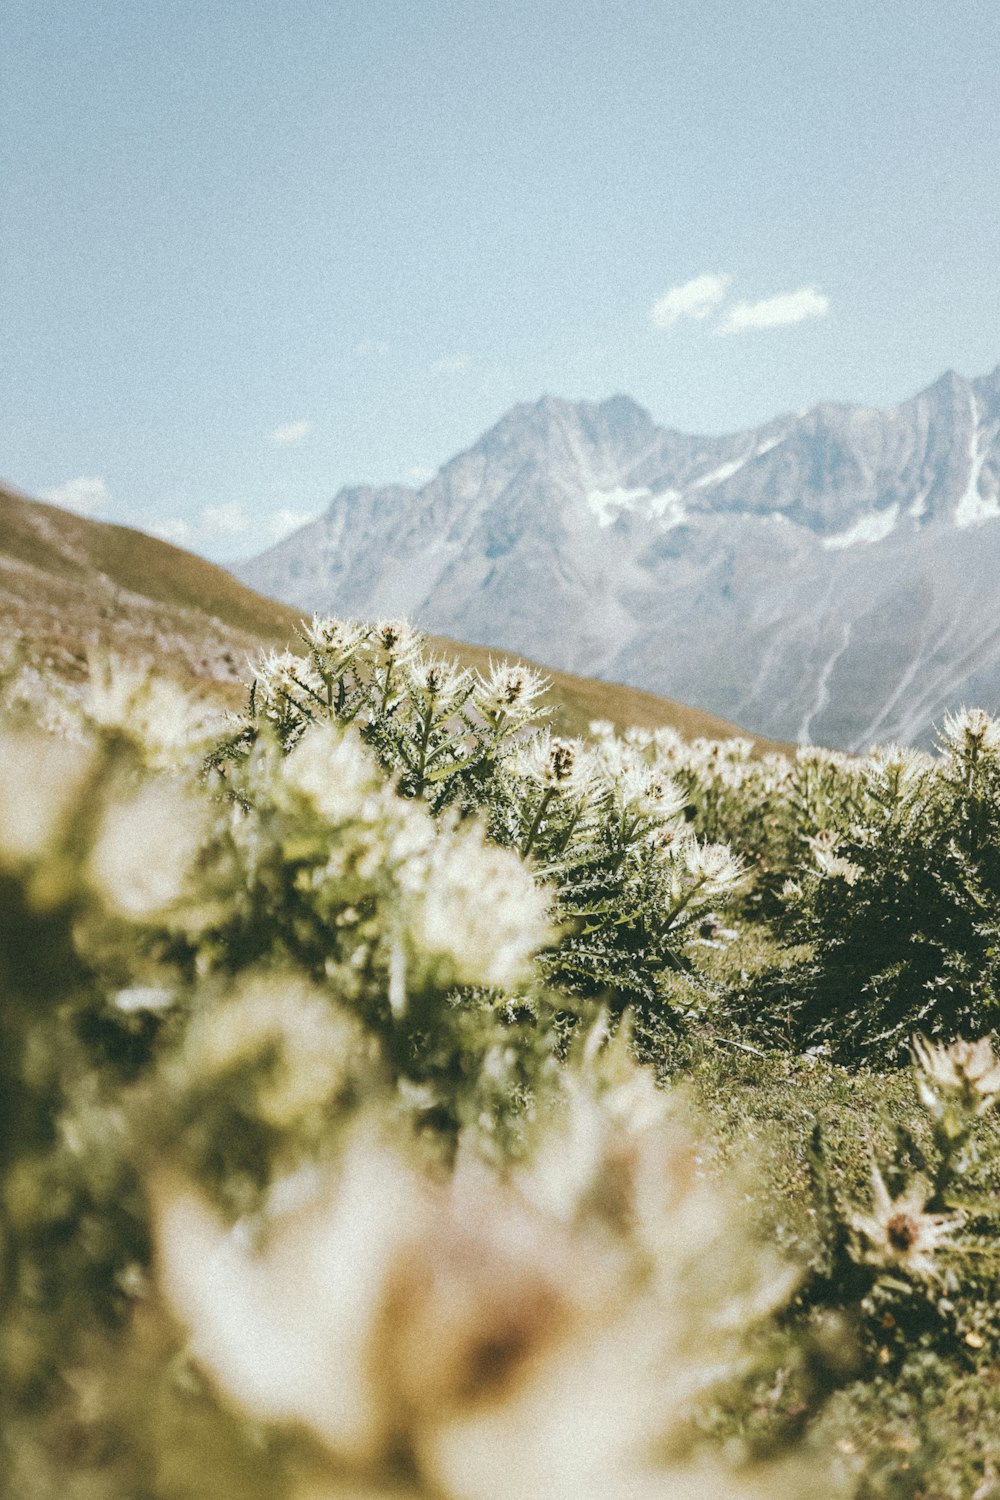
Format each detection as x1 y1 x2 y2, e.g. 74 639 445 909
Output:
153 1061 798 1500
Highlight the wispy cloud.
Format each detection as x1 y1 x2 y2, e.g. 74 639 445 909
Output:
147 516 196 547
651 274 730 330
717 286 830 335
269 419 312 447
354 338 391 356
429 354 470 374
200 502 254 539
147 502 312 552
40 476 114 517
267 507 316 541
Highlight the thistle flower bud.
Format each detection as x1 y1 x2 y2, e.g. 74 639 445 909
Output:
513 731 589 793
941 706 1000 757
476 660 548 716
684 841 743 893
373 619 420 660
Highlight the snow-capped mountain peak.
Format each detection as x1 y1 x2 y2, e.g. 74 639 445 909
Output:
238 367 1000 750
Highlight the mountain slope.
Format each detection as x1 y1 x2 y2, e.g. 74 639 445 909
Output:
0 483 770 746
239 367 1000 750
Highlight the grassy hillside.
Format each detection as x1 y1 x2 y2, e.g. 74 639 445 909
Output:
0 480 787 748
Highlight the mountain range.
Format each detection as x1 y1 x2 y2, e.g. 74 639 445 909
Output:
0 481 764 746
239 366 1000 751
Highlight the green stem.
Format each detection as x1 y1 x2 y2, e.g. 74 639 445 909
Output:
522 787 556 858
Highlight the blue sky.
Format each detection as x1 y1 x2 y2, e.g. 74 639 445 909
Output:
3 0 999 560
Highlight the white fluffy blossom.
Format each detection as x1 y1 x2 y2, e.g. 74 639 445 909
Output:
87 779 206 917
281 723 383 826
85 658 222 767
941 706 1000 757
153 1063 797 1500
402 818 553 991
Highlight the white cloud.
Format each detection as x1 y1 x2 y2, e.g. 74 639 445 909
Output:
40 475 114 518
147 516 196 547
429 354 470 374
354 338 391 356
270 419 312 447
406 466 435 486
200 502 253 539
267 507 316 541
141 502 315 556
717 286 830 335
651 274 730 330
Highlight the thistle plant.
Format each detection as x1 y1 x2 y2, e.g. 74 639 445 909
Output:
213 616 549 814
0 657 811 1500
795 1032 1000 1388
748 715 1000 1060
211 620 746 1018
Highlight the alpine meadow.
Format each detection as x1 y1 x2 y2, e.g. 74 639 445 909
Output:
4 603 1000 1498
5 1 1000 1495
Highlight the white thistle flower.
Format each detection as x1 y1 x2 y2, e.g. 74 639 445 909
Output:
594 739 686 820
0 731 92 864
179 979 364 1131
282 723 382 826
411 657 471 701
255 648 321 704
85 658 220 767
650 726 684 758
475 660 549 717
88 780 205 918
848 1166 961 1282
684 841 743 893
299 615 370 658
403 819 552 991
153 1070 798 1500
512 731 589 794
912 1033 1000 1118
372 619 420 660
867 744 931 792
941 706 1000 757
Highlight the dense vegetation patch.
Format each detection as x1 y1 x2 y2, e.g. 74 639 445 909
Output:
2 623 1000 1499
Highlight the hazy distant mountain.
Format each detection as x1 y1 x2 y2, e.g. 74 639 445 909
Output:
239 367 1000 750
0 482 764 746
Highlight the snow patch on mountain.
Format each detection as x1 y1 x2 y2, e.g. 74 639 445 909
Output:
954 394 999 528
586 485 653 526
823 504 900 549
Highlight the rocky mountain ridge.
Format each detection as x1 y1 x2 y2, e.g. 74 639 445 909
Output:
238 366 1000 750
